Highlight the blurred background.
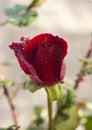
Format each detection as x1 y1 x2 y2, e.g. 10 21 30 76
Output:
0 0 92 129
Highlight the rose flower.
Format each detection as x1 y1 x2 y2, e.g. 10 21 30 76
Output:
9 33 68 86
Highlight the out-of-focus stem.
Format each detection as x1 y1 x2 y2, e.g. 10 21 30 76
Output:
74 37 92 90
3 86 18 126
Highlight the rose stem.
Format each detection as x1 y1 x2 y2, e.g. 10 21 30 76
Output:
74 37 92 90
47 96 53 130
26 4 32 11
3 85 18 126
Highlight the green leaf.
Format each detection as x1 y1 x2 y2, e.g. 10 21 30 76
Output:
57 88 76 111
66 89 76 105
22 80 42 93
27 106 45 129
5 4 38 26
85 117 92 130
33 106 44 116
5 4 26 17
87 67 92 74
9 11 37 26
54 88 78 130
78 57 92 76
54 105 80 130
45 83 64 101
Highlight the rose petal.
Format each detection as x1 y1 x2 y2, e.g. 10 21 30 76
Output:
9 42 42 84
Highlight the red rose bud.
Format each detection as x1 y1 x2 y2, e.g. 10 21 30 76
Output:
9 33 68 86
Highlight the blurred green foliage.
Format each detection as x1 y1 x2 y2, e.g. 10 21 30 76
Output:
4 0 46 26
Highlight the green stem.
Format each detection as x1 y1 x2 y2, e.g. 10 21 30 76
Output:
47 96 53 130
26 0 35 11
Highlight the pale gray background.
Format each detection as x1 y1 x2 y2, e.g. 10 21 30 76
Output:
0 0 92 129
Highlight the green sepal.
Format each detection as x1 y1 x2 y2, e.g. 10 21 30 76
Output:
45 83 64 101
22 80 43 93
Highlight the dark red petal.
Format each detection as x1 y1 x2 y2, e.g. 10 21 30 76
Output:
55 36 68 61
25 34 67 85
23 33 54 53
9 43 42 84
30 46 61 85
23 34 68 85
